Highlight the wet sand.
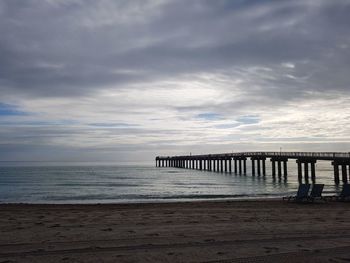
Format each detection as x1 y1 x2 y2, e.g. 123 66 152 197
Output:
1 200 350 262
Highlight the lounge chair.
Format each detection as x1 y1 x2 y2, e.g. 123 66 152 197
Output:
325 184 350 202
283 184 310 202
308 184 325 202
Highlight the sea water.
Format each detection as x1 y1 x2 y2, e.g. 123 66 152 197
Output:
0 161 342 203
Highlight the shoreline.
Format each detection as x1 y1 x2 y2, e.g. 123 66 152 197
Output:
0 196 285 206
1 199 350 262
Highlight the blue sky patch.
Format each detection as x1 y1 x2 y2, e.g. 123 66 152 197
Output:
0 103 27 116
236 115 260 125
196 113 222 121
88 123 139 128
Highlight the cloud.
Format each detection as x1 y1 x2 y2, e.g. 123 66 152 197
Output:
0 0 350 161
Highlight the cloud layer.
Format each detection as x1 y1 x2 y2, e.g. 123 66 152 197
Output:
1 0 350 162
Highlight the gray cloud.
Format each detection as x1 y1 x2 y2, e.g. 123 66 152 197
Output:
0 0 350 161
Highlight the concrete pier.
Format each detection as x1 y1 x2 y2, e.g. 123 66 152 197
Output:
156 152 350 185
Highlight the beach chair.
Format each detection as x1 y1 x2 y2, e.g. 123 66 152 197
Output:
283 184 310 202
326 184 350 202
308 184 325 202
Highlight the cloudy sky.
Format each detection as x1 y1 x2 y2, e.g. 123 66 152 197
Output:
1 0 350 163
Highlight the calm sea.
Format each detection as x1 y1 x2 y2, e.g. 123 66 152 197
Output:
0 161 342 204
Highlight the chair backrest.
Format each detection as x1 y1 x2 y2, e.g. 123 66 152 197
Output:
310 184 324 198
340 184 350 197
297 184 310 198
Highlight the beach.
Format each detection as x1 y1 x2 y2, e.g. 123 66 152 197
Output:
1 200 350 262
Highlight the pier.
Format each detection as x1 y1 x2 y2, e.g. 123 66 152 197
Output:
155 152 350 184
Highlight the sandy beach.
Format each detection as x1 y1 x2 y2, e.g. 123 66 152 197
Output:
1 200 350 262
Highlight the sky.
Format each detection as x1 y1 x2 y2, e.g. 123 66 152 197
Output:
1 0 350 163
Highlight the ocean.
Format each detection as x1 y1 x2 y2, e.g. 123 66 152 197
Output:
0 160 342 204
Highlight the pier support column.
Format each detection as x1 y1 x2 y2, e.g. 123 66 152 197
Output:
262 159 266 176
251 159 255 176
297 160 302 184
271 160 276 177
332 161 340 184
213 159 216 172
224 158 228 173
239 159 242 174
234 159 237 174
283 161 288 178
342 165 348 183
243 158 247 174
220 159 224 173
304 162 309 184
257 159 261 176
229 158 232 173
311 162 316 184
277 161 282 178
217 159 220 172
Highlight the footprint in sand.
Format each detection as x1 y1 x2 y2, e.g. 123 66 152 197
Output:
49 224 60 228
263 246 279 254
147 233 159 236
